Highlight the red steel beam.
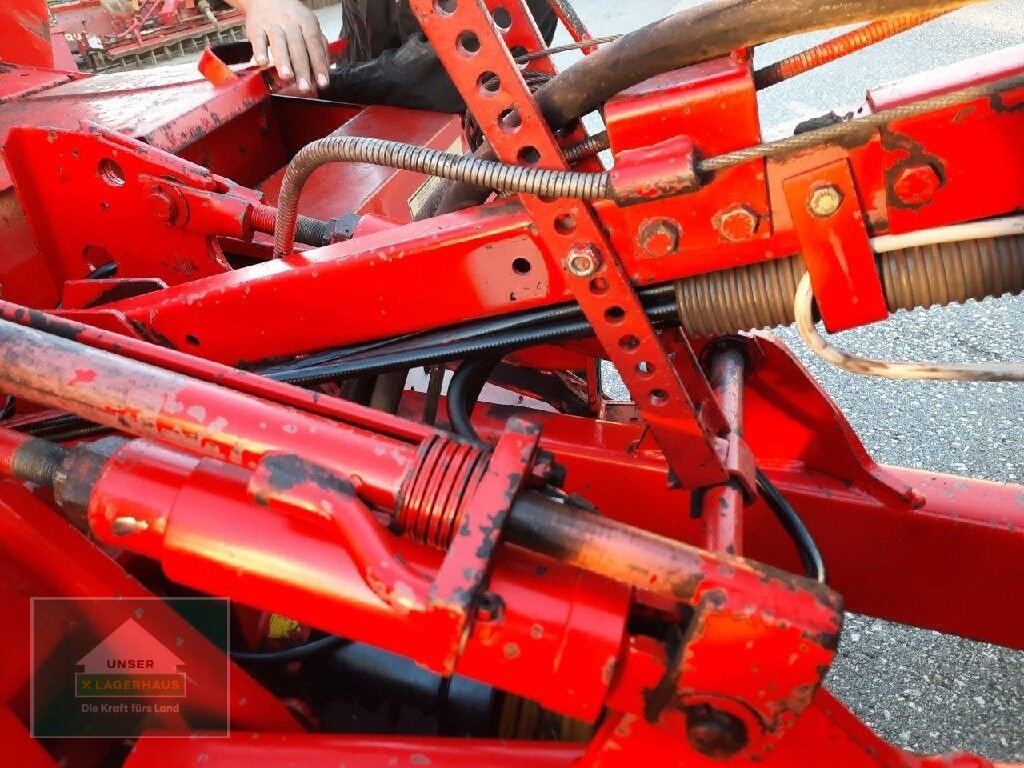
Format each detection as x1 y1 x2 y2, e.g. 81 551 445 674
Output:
0 314 426 510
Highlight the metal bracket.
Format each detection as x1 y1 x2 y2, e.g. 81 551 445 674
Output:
425 418 541 674
784 159 889 332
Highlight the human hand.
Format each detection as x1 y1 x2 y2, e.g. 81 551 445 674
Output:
230 0 329 92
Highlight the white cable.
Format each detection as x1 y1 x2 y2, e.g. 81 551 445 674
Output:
870 215 1024 254
796 216 1024 381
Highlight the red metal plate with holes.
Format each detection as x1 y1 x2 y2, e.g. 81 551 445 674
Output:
783 159 888 332
426 418 540 673
410 0 729 489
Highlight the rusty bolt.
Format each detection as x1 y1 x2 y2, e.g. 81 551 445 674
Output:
475 593 504 623
685 705 749 759
148 188 178 224
566 243 602 277
715 205 760 242
807 184 844 218
639 218 682 257
893 163 941 206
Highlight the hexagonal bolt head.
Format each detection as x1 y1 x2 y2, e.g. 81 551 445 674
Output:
566 244 602 277
893 164 941 206
148 189 178 223
807 185 844 218
639 218 682 257
715 205 760 242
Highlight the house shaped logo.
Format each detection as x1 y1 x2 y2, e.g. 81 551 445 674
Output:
75 619 187 698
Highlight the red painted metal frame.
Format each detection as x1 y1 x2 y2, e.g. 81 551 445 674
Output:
6 50 1010 364
0 2 1023 767
410 0 733 490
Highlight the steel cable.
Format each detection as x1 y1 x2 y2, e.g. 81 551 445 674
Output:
699 72 1024 175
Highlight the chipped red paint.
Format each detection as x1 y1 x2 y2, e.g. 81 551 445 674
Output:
0 2 1021 767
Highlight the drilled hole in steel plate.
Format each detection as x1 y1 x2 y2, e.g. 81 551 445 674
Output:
492 6 513 30
436 0 457 14
589 276 609 295
512 257 532 275
636 361 655 377
498 107 523 133
604 306 626 324
554 213 577 235
619 334 640 351
98 158 125 187
510 45 529 59
478 71 501 94
458 31 482 55
185 334 201 347
649 389 669 407
518 146 541 165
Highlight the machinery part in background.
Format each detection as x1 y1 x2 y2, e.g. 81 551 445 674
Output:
304 642 499 737
51 0 247 72
794 272 1024 382
675 228 1024 337
754 10 952 89
230 634 348 663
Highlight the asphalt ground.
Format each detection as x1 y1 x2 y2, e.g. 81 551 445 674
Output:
220 1 1024 758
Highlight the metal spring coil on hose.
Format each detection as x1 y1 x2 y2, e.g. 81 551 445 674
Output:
675 235 1024 337
395 434 490 549
274 136 611 257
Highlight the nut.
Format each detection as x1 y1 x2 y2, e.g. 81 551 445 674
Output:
807 185 843 218
715 205 760 242
639 218 682 257
566 243 602 277
892 163 941 206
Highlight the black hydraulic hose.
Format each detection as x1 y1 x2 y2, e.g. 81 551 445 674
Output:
265 283 679 376
268 297 682 386
532 0 985 130
447 356 501 443
230 635 348 663
756 469 826 585
270 315 595 386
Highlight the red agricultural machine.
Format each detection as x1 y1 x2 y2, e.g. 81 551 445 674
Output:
0 0 1023 765
45 0 249 71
